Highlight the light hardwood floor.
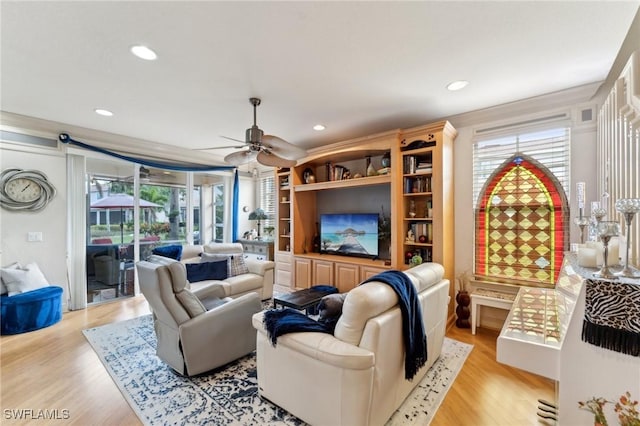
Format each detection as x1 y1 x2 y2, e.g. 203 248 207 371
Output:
1 296 555 425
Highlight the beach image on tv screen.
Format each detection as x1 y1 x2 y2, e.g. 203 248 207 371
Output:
320 213 378 257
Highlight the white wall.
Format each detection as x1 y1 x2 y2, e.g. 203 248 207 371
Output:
1 142 69 308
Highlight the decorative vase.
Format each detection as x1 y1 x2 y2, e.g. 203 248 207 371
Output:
366 163 376 176
381 151 391 168
455 290 471 328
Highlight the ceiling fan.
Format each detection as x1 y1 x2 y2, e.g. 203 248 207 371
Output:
199 98 307 168
124 166 173 182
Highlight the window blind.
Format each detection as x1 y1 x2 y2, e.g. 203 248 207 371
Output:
259 174 275 230
473 126 571 208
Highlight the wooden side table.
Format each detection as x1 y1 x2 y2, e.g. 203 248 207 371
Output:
471 288 516 335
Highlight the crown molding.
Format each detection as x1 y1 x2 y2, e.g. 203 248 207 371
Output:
443 82 601 130
0 111 228 167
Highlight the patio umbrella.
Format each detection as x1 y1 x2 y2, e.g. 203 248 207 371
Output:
90 193 162 244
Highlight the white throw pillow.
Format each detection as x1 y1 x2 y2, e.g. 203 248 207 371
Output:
1 262 50 296
0 262 21 295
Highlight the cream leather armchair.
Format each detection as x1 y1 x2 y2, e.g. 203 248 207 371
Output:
252 263 450 426
136 260 262 376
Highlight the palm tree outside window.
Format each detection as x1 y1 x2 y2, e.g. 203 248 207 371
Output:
213 184 224 243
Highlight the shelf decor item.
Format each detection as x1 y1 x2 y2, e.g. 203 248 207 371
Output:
381 151 391 168
248 208 268 240
408 200 416 217
303 168 315 184
365 156 377 177
615 198 640 278
594 221 621 280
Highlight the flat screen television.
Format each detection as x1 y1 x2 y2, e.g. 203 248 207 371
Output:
319 213 379 259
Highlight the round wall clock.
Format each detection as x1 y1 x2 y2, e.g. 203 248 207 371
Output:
0 168 57 211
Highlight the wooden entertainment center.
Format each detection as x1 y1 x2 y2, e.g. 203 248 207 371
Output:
275 121 457 314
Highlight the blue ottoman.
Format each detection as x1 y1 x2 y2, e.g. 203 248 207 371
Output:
1 286 63 335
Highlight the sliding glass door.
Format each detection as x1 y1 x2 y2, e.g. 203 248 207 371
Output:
85 158 203 304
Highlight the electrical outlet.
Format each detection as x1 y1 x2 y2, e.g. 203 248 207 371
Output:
27 232 43 242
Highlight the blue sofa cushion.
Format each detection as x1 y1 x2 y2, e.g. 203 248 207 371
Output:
186 260 228 282
1 286 63 335
152 244 183 260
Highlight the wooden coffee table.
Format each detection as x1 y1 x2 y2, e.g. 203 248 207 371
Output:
273 287 337 315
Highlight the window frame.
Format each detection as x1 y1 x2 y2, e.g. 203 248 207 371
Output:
472 124 571 287
212 183 224 243
258 172 275 232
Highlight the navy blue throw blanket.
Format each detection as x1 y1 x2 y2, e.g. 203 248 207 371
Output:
263 308 334 346
362 270 427 381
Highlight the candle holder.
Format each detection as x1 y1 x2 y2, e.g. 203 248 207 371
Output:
615 198 640 278
590 207 608 242
573 217 589 244
594 221 620 280
592 207 607 224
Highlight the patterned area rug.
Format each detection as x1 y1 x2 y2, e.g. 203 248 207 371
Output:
83 315 472 425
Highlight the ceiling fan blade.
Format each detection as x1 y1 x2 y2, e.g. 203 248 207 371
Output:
221 135 247 144
262 135 307 160
257 150 297 168
224 150 257 166
194 144 246 151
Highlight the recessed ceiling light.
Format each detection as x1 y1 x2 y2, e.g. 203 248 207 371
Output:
446 80 469 91
313 124 326 131
130 45 158 61
94 108 113 117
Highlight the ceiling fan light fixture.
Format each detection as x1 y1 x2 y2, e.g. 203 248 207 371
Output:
446 80 469 91
130 45 158 61
313 124 326 131
206 98 307 167
224 150 258 166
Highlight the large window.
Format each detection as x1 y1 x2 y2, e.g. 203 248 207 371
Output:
259 173 275 233
86 161 204 304
473 126 570 286
213 183 224 243
89 178 200 250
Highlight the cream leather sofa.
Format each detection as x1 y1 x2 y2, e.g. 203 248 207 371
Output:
156 243 275 301
252 262 450 426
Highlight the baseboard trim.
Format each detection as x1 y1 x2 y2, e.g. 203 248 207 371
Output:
446 313 457 331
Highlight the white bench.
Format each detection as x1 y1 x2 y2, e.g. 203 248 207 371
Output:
471 288 516 335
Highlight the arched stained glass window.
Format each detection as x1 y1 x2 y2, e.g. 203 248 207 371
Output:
474 154 569 286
